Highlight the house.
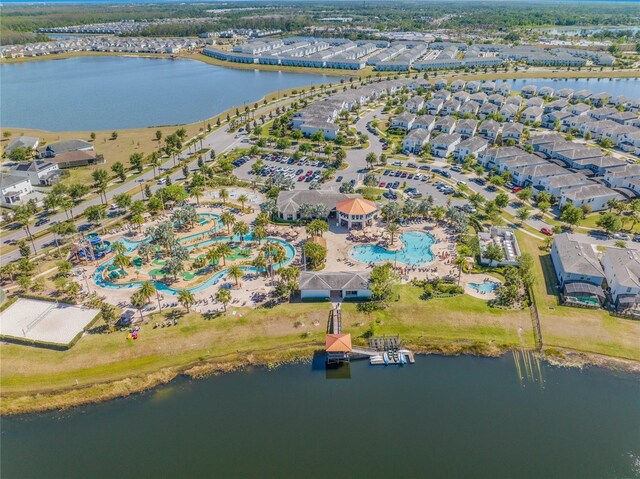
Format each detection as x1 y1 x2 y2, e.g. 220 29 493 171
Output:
477 120 501 142
511 163 568 187
601 248 640 312
538 173 592 197
478 227 521 266
455 119 478 138
525 97 544 109
607 111 638 126
542 110 573 130
550 233 606 305
454 137 488 161
520 106 543 124
10 160 61 186
442 99 461 116
500 104 519 123
425 98 443 115
390 113 416 131
459 101 480 116
496 155 548 175
450 79 465 92
403 129 430 154
299 271 371 300
49 150 104 168
429 133 461 158
502 123 523 143
538 86 555 98
521 85 537 98
4 136 39 155
603 164 640 188
404 96 424 113
434 117 456 135
276 190 350 221
465 81 481 93
488 94 505 107
571 156 625 175
567 103 591 116
478 103 498 120
336 197 378 229
477 146 524 169
37 139 93 158
1 174 33 205
558 184 621 211
299 121 339 140
411 114 436 131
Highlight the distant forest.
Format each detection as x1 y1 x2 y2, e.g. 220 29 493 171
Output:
2 1 640 45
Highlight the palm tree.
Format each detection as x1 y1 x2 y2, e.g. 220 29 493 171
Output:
190 186 204 206
386 223 400 245
140 281 156 304
220 211 235 235
130 291 147 323
113 253 131 272
233 221 250 243
217 242 232 266
219 188 229 208
227 265 244 288
177 290 195 313
111 240 127 256
253 225 267 244
432 206 446 223
238 194 249 211
252 253 268 276
206 246 221 268
306 219 329 238
13 206 37 255
215 288 232 312
454 256 467 285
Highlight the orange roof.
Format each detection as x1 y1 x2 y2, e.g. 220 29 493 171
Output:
325 334 352 352
335 198 377 216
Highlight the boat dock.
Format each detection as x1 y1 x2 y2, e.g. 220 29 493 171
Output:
352 336 415 366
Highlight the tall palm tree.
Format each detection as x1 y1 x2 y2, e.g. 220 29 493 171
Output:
386 223 400 245
219 188 229 208
206 246 221 268
13 206 37 255
140 281 156 305
216 242 232 266
111 240 127 256
215 289 232 312
238 194 249 211
227 265 244 288
233 221 250 243
251 253 268 276
177 290 195 313
190 186 204 206
252 225 267 244
131 291 147 323
454 256 467 285
220 211 235 235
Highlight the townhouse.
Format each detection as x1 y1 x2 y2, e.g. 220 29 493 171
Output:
429 133 461 158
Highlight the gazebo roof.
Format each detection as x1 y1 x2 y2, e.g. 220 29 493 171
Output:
325 333 352 352
336 198 377 216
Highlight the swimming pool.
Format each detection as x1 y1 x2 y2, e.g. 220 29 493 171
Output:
93 233 295 295
349 231 435 266
469 281 500 294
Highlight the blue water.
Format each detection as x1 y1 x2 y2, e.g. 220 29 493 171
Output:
469 281 499 294
350 230 435 266
94 227 296 295
0 56 343 131
503 77 640 99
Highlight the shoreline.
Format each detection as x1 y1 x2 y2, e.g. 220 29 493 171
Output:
2 340 638 417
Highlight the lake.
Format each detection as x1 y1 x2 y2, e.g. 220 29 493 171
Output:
0 56 344 131
1 355 639 478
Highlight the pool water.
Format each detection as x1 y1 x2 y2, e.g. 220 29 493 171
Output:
469 281 500 294
349 231 435 266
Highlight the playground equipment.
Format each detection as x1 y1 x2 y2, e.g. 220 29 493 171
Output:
77 234 112 260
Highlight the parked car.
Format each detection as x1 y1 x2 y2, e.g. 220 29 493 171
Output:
613 233 631 240
540 227 554 236
336 176 343 182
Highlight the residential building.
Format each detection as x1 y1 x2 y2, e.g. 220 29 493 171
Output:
1 174 33 205
10 160 61 186
601 248 640 312
299 271 371 300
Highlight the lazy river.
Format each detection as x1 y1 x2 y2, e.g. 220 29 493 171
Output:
93 214 296 295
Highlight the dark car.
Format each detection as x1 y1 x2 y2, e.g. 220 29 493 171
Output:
441 171 451 178
336 176 343 182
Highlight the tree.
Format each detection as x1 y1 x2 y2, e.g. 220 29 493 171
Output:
13 204 37 255
237 194 249 211
516 188 533 203
253 225 267 244
219 188 229 207
140 281 157 305
494 192 509 209
516 207 531 225
365 152 377 169
155 130 163 142
386 223 400 244
484 242 505 263
220 211 235 235
537 200 551 215
216 243 232 266
369 263 399 305
560 204 583 229
301 240 326 269
111 131 119 140
233 221 250 243
100 303 117 331
190 186 204 206
130 152 144 173
178 290 195 313
85 205 106 224
111 161 126 182
164 256 184 281
596 212 622 235
215 288 232 312
114 193 132 211
92 169 109 204
130 291 147 323
227 265 244 288
306 219 329 238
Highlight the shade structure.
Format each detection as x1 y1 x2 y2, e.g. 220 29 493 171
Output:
325 333 352 352
335 198 377 216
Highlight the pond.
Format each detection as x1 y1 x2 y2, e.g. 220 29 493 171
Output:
1 355 638 478
0 56 344 131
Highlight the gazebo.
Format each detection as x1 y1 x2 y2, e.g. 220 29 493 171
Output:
336 198 378 229
325 333 352 364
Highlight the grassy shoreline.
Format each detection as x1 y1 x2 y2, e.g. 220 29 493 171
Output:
2 339 638 416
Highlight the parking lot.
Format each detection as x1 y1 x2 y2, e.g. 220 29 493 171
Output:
233 152 332 190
